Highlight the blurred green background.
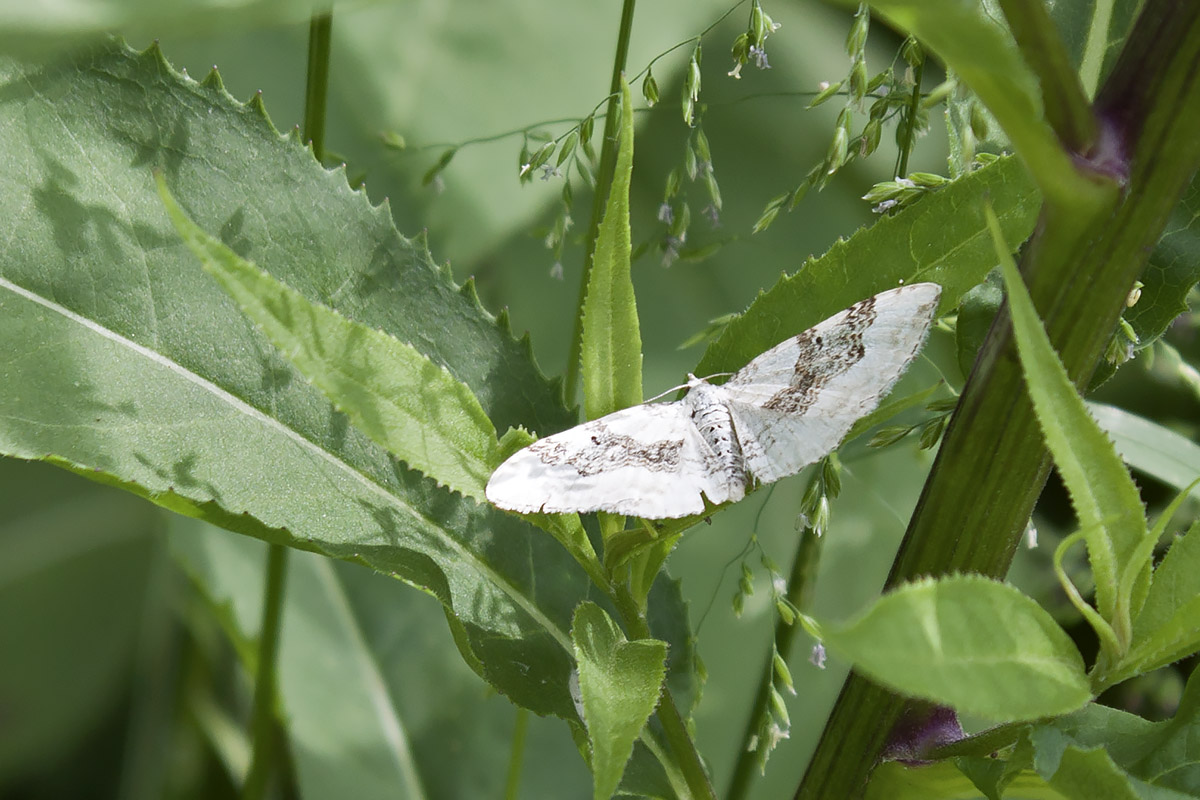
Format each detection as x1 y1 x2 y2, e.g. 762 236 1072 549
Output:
3 1 1197 798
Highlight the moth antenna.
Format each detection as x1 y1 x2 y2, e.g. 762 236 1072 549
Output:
645 379 694 403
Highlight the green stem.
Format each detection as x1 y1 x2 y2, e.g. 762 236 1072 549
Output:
615 586 716 800
241 544 289 800
895 56 924 178
503 708 530 800
796 2 1200 797
999 0 1097 152
303 12 334 161
726 528 823 800
564 0 637 407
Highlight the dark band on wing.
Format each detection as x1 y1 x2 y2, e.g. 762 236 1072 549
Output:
762 294 878 414
529 424 685 476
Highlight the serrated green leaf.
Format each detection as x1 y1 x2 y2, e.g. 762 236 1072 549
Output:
571 602 667 800
159 175 500 503
695 155 1039 378
824 575 1090 722
0 40 589 720
1132 522 1200 655
1089 403 1200 501
1121 514 1200 678
994 210 1148 641
582 75 642 420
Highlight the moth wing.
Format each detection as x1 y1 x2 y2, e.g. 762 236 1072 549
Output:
485 402 734 519
721 283 941 483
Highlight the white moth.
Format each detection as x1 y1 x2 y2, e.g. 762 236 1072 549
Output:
486 282 942 519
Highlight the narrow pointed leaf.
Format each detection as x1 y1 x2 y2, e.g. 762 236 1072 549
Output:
995 213 1147 628
1090 402 1200 499
159 176 500 503
581 75 642 419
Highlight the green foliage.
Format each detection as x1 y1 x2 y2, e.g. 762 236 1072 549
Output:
4 1 1200 798
823 575 1091 722
867 0 1083 204
159 174 502 502
581 75 642 420
0 40 594 722
696 155 1039 378
995 209 1148 655
872 668 1200 798
571 602 668 800
171 519 429 798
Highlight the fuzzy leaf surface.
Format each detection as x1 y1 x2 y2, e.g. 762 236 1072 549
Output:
824 575 1090 722
571 602 667 800
581 75 642 419
0 41 597 718
160 180 499 502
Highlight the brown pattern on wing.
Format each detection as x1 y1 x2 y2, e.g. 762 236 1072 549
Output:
761 294 878 414
528 423 685 477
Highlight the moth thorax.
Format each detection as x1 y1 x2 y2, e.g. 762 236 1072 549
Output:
686 382 744 480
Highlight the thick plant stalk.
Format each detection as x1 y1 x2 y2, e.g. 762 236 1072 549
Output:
796 2 1200 797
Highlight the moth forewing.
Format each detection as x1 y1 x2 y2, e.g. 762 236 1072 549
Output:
720 282 941 483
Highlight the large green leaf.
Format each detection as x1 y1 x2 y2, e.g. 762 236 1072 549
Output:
0 40 593 719
1046 746 1193 800
870 668 1200 799
866 759 1064 800
581 75 642 420
1030 674 1200 796
695 155 1039 378
159 179 500 503
823 575 1090 722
